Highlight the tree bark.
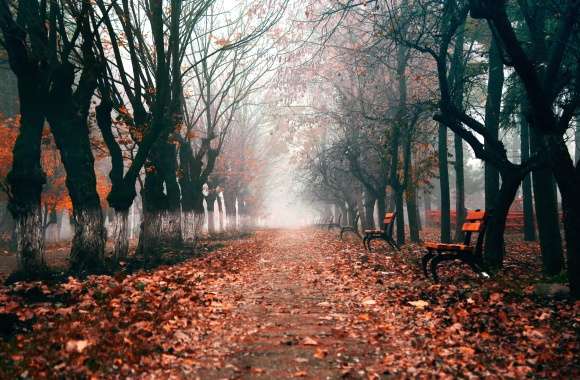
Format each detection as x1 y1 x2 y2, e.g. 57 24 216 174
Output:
138 138 182 258
7 99 46 275
158 142 182 245
574 116 580 166
377 195 386 225
484 36 503 212
449 20 466 241
423 189 432 227
453 136 466 241
530 130 563 276
520 112 536 241
406 187 420 242
206 191 218 235
111 209 129 262
363 194 376 229
223 191 237 231
69 208 106 273
543 135 580 299
217 193 226 232
394 189 405 244
484 172 522 269
438 124 451 243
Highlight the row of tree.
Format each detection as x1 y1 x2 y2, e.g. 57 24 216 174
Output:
287 0 580 298
0 0 286 278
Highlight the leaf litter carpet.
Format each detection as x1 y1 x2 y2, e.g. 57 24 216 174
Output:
0 229 578 379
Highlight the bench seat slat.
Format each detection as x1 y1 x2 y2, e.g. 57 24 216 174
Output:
465 210 486 221
425 242 473 252
462 222 483 232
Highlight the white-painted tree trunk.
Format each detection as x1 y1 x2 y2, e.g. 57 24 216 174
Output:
373 200 379 229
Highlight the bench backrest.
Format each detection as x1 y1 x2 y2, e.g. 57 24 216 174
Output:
462 209 488 255
383 212 396 236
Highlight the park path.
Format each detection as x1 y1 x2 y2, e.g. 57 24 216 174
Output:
193 229 387 379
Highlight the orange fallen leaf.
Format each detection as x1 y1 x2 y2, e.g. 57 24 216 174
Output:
408 300 429 309
314 348 328 359
303 336 318 346
459 346 475 357
65 340 89 353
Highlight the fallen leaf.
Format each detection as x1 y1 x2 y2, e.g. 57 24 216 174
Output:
408 300 429 309
65 340 89 353
314 348 328 359
459 346 475 357
303 336 318 346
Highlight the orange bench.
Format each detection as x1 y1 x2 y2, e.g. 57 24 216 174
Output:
426 209 528 232
422 209 489 281
363 212 399 251
340 212 361 240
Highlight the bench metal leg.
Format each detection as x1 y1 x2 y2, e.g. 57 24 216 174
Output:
462 254 490 278
386 237 400 251
421 251 436 278
367 236 374 251
430 252 458 282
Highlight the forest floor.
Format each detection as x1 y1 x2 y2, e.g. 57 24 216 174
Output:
0 228 578 379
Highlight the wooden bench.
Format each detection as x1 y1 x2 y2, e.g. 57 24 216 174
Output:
422 209 490 281
426 209 534 232
327 213 342 231
316 216 332 228
363 212 399 251
340 212 361 240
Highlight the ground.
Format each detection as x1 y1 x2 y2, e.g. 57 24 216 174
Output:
0 229 578 379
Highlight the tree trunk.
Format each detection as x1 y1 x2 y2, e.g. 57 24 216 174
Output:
423 189 432 227
56 211 63 242
138 148 166 260
484 36 503 211
69 207 106 273
111 209 129 263
561 199 580 299
574 116 580 166
377 194 386 220
406 187 420 242
7 112 46 275
139 210 165 263
206 192 218 235
158 142 182 245
484 172 522 269
394 189 405 244
217 193 226 232
363 195 376 229
1 3 48 277
14 205 45 274
438 124 451 243
223 191 237 231
520 112 536 241
453 135 466 241
139 138 182 257
47 62 105 274
543 134 580 299
450 20 466 242
530 131 563 276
